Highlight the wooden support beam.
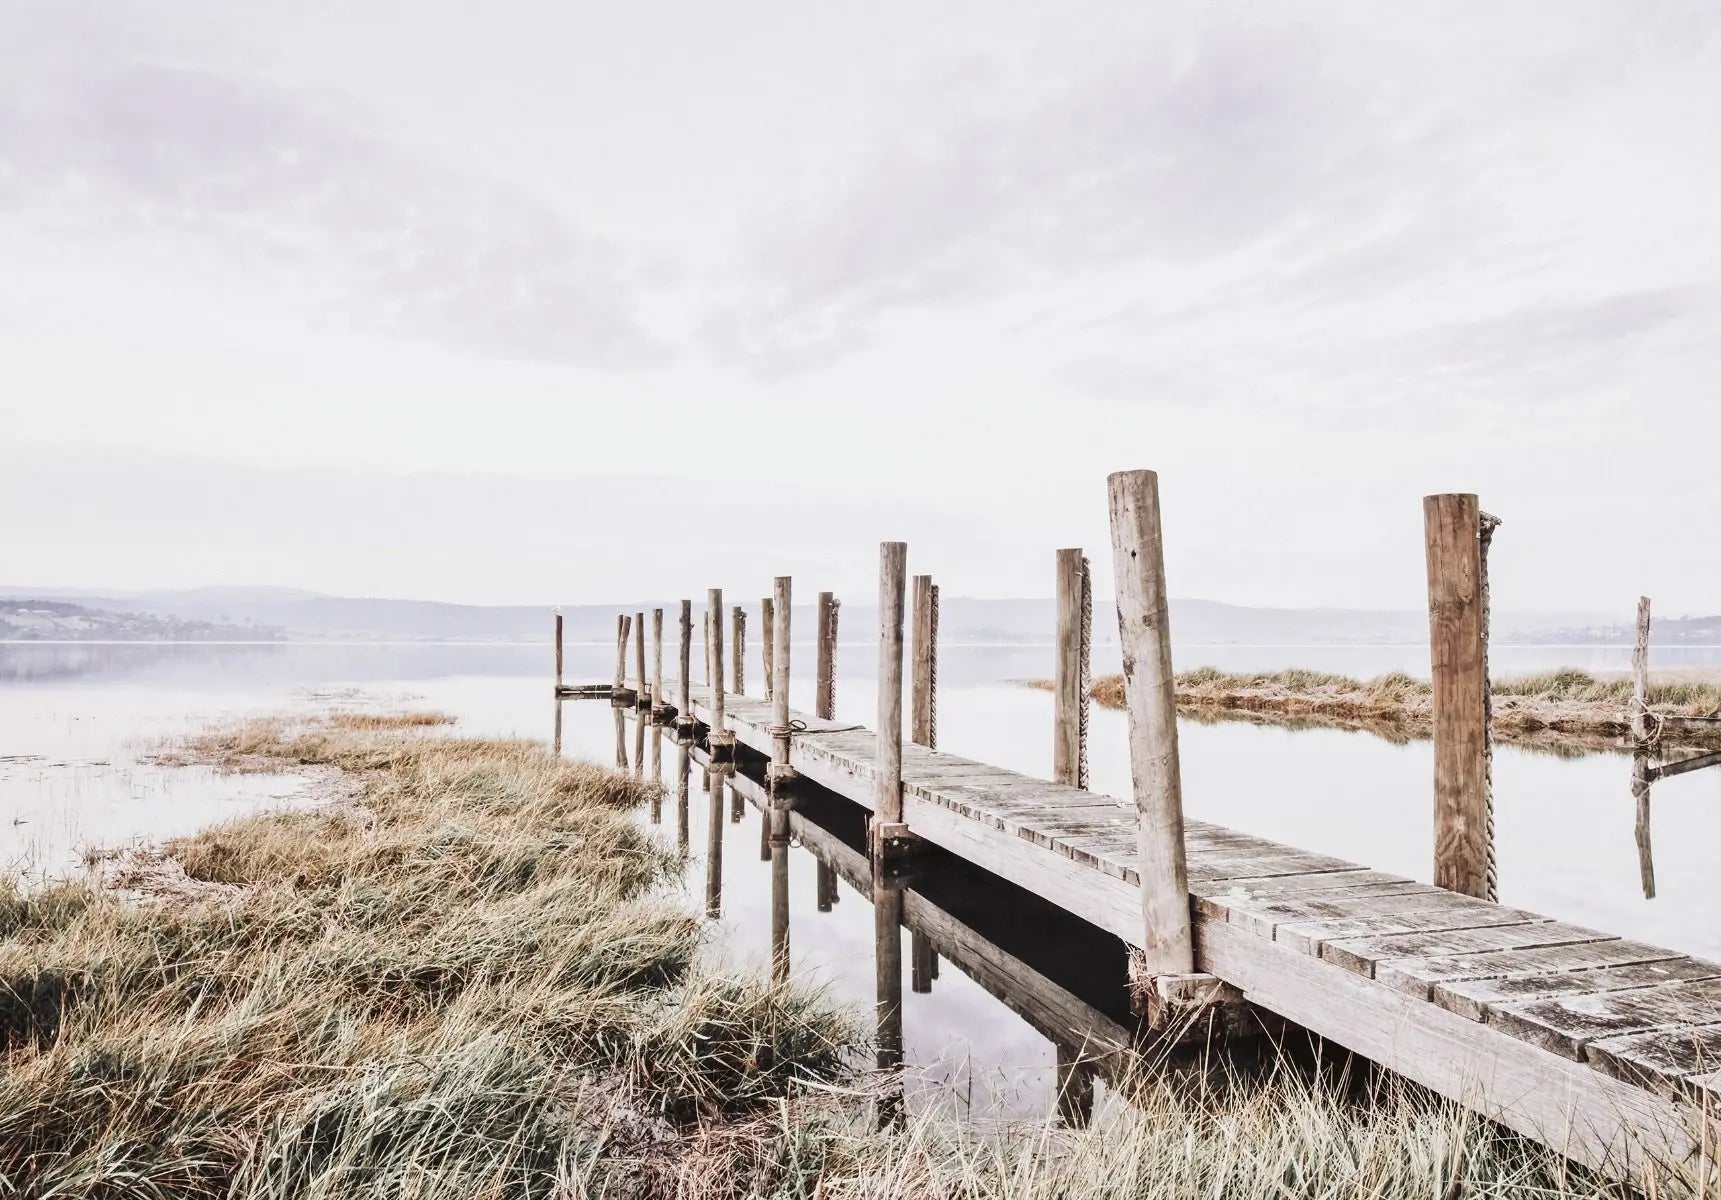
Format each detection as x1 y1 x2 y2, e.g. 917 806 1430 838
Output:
1424 493 1490 899
815 591 838 720
1107 470 1196 983
1053 548 1086 788
874 543 909 858
1649 748 1721 782
816 860 838 912
771 577 794 774
911 574 937 748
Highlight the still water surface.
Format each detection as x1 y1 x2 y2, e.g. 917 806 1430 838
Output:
4 638 1719 1118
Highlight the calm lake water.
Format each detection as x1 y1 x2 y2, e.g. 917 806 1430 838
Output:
5 637 1720 1120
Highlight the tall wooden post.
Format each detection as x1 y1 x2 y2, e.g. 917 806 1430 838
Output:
911 574 937 748
732 605 746 696
874 543 908 855
761 597 775 702
771 578 793 762
1053 548 1087 788
651 608 665 717
708 588 726 735
677 600 693 734
815 591 838 720
634 611 646 704
767 575 796 980
1424 494 1490 900
613 615 629 691
1632 596 1655 899
1107 470 1195 979
553 612 564 693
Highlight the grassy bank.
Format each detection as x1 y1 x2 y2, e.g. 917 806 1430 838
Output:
1032 667 1721 752
0 711 1667 1196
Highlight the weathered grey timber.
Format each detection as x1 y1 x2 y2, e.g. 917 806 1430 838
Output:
666 681 1717 1182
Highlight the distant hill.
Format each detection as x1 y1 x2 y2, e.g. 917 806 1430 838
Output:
0 599 283 642
0 586 1650 646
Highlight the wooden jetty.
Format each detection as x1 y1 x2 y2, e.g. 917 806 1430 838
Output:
554 469 1720 1183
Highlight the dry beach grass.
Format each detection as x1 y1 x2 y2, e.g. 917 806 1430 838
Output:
0 711 1682 1196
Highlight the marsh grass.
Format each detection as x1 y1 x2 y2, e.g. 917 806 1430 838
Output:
1034 667 1721 754
1 715 855 1198
0 711 1681 1196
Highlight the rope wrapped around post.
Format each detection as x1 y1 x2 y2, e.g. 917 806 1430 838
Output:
1478 511 1502 903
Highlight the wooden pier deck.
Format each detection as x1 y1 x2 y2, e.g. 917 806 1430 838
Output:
676 682 1720 1178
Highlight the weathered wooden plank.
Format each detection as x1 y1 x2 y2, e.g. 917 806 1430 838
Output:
1275 905 1549 956
1586 1023 1721 1102
1325 923 1614 980
1197 919 1704 1183
1371 938 1681 1004
1434 957 1721 1022
1490 980 1721 1061
1213 880 1441 931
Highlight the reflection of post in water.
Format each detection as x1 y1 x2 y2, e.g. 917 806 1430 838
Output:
632 709 645 779
674 742 690 853
1634 761 1656 900
767 575 797 987
816 861 839 912
552 697 563 756
1054 1043 1095 1127
874 883 905 1127
910 931 935 994
705 769 725 918
612 706 628 770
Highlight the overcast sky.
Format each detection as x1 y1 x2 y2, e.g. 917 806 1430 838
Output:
3 1 1718 613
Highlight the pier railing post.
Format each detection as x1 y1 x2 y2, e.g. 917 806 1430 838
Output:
708 589 732 765
873 543 910 859
1424 494 1491 900
634 611 647 710
815 591 839 720
1053 548 1089 788
1110 470 1230 1028
768 576 797 980
651 608 666 720
911 574 937 748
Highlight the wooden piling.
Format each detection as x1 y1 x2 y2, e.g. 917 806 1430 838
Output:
614 615 629 691
815 591 838 720
674 740 690 853
634 611 646 707
761 597 775 702
1424 494 1490 900
1107 470 1195 979
709 589 726 735
771 577 793 767
705 770 724 918
874 543 908 856
1631 596 1654 900
677 600 693 734
873 885 905 1126
652 608 664 707
732 605 746 696
816 860 838 911
553 612 564 693
770 813 790 983
1053 549 1086 788
911 574 937 749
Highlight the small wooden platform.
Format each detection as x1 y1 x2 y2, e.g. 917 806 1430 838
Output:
676 684 1719 1179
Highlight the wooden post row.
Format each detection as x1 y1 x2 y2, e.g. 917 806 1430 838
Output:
1423 493 1490 900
